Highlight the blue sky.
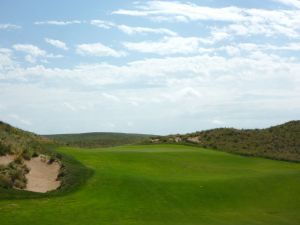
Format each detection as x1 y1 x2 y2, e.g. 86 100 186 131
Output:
0 0 300 134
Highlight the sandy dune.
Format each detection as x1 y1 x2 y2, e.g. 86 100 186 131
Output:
24 156 61 193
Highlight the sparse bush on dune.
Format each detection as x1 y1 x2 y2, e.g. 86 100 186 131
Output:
14 155 24 165
21 149 32 160
0 121 53 157
0 160 29 189
0 142 11 156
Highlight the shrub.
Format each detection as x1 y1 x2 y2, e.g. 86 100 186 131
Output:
48 156 56 164
13 179 26 189
22 150 32 160
10 167 24 181
55 153 62 160
0 174 13 188
14 156 23 165
0 142 10 156
32 151 39 158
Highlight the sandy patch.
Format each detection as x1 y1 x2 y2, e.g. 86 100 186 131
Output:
187 136 201 143
174 137 182 143
24 156 61 193
151 138 160 143
0 155 14 166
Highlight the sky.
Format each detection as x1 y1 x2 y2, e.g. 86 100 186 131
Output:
0 0 300 135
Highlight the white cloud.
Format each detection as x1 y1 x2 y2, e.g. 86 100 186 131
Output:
45 38 68 50
0 48 15 70
13 44 47 57
24 55 38 64
102 93 120 102
90 19 176 36
113 1 300 38
63 102 77 112
1 51 299 133
211 10 300 38
8 114 32 126
211 119 224 125
235 42 300 52
223 46 241 56
34 20 82 25
271 0 300 8
90 20 115 29
0 23 21 30
117 25 177 36
123 36 212 55
113 2 246 22
13 44 62 63
3 52 300 91
76 43 126 57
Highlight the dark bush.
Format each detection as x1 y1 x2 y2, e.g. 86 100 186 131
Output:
0 174 13 188
32 151 39 158
14 156 23 165
48 156 56 164
0 142 10 156
22 150 31 160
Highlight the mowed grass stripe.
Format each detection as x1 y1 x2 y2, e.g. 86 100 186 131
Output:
0 144 299 225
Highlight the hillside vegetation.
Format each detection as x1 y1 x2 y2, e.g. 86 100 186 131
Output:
151 121 300 162
0 121 52 157
45 132 153 148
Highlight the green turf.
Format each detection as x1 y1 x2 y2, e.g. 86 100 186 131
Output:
0 144 300 225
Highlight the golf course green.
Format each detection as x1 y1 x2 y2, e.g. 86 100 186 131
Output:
1 144 300 225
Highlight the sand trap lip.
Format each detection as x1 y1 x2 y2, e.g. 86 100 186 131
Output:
0 155 14 166
24 156 61 193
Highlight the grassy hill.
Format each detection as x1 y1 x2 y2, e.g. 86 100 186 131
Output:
0 144 299 225
0 121 52 157
151 121 300 162
45 132 153 148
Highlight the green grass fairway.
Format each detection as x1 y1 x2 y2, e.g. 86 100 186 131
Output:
1 144 300 225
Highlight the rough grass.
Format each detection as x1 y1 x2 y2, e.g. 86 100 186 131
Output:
0 144 299 225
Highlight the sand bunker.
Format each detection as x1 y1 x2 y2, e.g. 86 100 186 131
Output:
0 155 14 166
24 156 61 193
0 154 61 193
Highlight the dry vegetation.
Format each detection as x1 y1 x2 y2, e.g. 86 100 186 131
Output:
150 121 300 162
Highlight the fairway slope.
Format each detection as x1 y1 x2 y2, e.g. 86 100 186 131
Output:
1 144 299 225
